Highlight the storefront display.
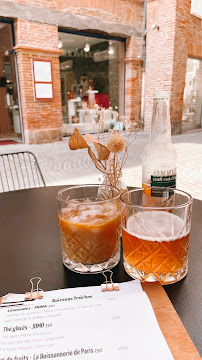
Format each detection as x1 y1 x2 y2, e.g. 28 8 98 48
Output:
59 31 125 134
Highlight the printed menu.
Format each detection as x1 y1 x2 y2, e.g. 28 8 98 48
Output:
0 281 174 360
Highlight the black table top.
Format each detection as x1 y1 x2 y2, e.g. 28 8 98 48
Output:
0 186 201 355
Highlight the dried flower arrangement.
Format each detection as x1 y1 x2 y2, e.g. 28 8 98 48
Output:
68 105 137 191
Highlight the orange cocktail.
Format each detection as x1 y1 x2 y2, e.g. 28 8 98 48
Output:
57 185 121 273
122 211 190 283
120 188 192 284
59 202 121 265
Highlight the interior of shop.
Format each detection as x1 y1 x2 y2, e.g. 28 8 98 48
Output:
59 31 124 134
0 22 22 144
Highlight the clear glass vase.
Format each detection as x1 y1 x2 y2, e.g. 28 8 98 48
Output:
102 170 127 193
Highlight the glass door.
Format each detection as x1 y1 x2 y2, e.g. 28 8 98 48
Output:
0 22 22 144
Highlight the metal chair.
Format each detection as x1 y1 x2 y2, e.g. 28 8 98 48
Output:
0 151 46 192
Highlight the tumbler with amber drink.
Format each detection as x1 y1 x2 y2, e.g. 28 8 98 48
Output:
57 185 121 273
120 187 192 284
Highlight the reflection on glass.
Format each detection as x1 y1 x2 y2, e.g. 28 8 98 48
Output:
183 58 202 130
59 32 124 135
0 22 21 142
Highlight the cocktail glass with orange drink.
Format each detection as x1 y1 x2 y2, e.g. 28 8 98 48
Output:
57 185 121 273
120 187 192 284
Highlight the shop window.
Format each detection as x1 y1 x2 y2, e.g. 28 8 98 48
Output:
182 57 202 131
59 31 125 134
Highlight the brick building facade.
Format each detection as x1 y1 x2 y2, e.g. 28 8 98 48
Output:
0 0 201 143
145 0 202 133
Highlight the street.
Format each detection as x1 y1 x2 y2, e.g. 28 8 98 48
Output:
0 130 202 200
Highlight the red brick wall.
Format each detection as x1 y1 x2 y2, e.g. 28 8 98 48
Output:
14 19 63 143
125 7 143 124
8 0 142 26
125 36 143 123
6 0 202 142
66 0 141 26
10 0 144 142
170 0 202 132
144 0 202 133
7 0 57 10
144 0 176 131
15 19 59 50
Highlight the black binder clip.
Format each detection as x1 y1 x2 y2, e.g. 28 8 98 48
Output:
101 270 119 292
25 277 44 301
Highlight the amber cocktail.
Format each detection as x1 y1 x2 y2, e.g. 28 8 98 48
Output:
120 188 192 284
57 185 121 273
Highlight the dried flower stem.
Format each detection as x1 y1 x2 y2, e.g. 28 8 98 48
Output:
69 103 137 190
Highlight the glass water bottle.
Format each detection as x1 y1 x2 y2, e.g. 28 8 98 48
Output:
142 92 177 195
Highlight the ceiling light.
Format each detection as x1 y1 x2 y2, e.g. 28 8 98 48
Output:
108 41 115 55
60 60 73 70
84 42 90 52
58 40 63 49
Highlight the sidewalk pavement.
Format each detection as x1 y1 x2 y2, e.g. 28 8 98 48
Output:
0 130 202 200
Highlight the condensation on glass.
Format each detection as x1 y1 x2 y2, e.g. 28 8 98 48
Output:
59 31 125 135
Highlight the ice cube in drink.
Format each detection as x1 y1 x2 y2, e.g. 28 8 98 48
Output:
59 201 121 266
